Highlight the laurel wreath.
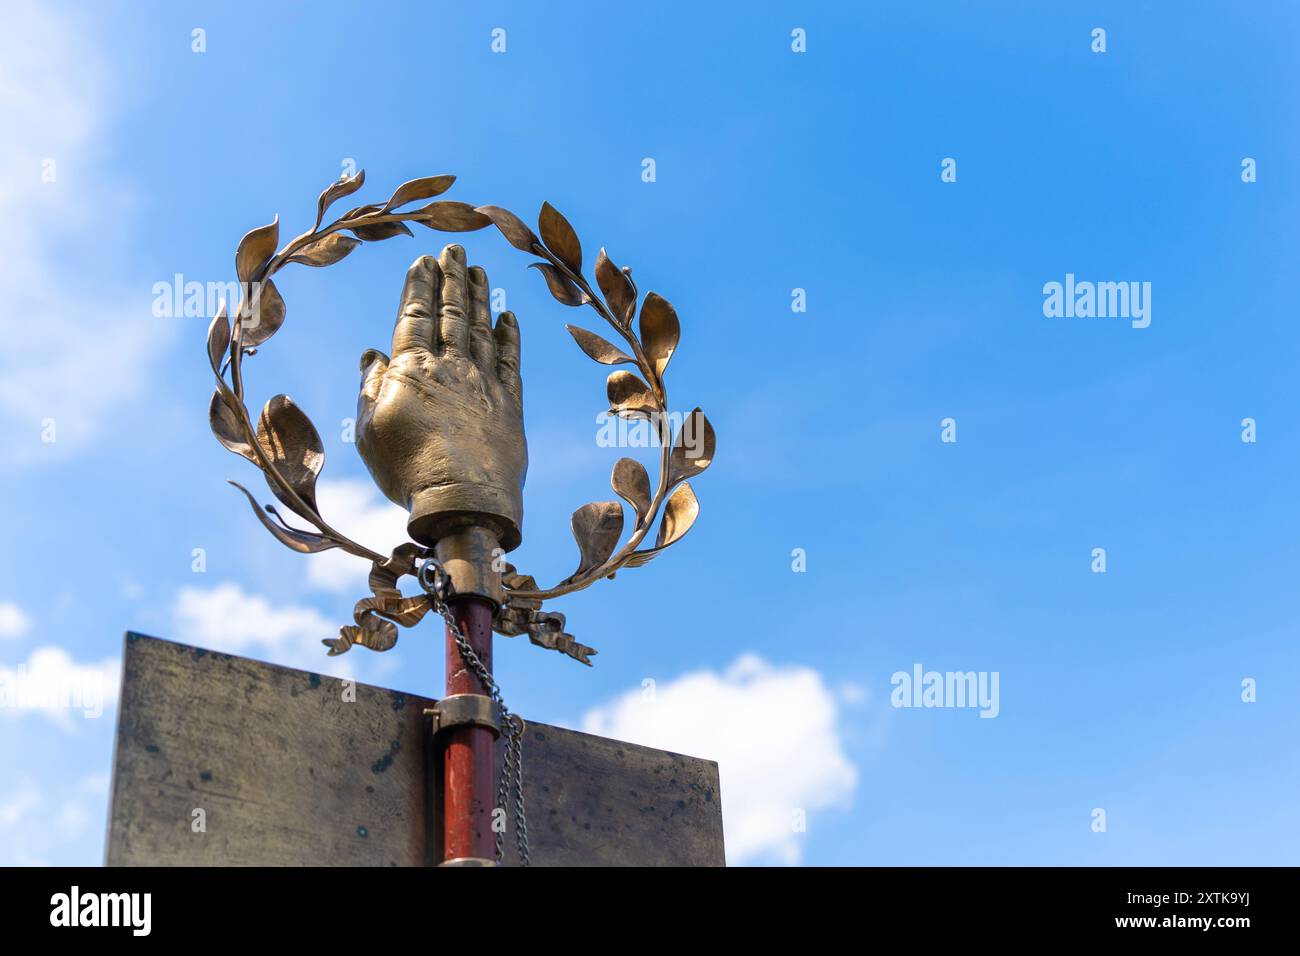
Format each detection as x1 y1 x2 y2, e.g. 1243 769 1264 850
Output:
206 171 714 665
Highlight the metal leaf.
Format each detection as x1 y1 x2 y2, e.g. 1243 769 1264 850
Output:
564 501 624 583
611 457 652 525
238 278 285 348
606 370 657 419
414 201 492 232
228 481 336 554
595 248 636 327
669 407 716 484
538 201 582 274
206 303 230 375
209 389 256 463
530 262 585 306
256 394 324 518
622 549 662 568
340 202 384 221
351 220 414 242
381 174 455 212
236 216 279 283
566 325 633 365
476 205 540 252
656 481 699 548
314 169 365 229
619 483 699 568
638 292 680 378
286 233 361 267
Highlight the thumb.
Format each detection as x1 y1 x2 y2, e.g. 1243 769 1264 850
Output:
359 349 389 408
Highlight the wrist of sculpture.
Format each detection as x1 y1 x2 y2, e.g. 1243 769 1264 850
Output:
407 482 523 555
432 526 504 606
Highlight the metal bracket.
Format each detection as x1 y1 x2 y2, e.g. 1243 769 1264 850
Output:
425 693 502 738
439 856 497 867
432 528 504 605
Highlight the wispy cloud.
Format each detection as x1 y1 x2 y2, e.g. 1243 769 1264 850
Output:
303 479 410 593
0 647 120 731
0 774 112 866
0 782 41 829
0 0 171 464
0 603 31 640
582 654 858 865
172 582 354 677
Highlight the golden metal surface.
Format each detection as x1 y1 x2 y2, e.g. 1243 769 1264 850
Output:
358 248 526 552
427 694 503 738
433 527 503 605
206 173 715 665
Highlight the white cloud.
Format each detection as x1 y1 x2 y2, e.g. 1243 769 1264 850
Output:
0 647 121 731
0 1 171 464
304 479 411 592
0 775 111 865
837 680 868 705
581 653 858 865
172 582 354 677
0 782 41 828
0 603 30 639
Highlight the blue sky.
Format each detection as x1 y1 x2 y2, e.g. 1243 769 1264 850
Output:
1 1 1298 865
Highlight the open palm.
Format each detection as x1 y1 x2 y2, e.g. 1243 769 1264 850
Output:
357 244 527 551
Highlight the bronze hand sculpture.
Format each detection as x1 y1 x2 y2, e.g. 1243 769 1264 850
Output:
204 172 720 871
357 246 527 552
207 173 714 666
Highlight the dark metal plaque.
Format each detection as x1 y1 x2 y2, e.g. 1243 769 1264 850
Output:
106 634 724 867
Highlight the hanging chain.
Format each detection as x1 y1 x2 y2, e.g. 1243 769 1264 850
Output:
419 558 530 866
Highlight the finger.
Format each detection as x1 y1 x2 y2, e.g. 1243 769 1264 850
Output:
391 256 439 355
358 348 389 413
437 243 471 357
494 311 522 407
468 265 495 369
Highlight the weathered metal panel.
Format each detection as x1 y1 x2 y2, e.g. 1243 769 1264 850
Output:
106 633 724 866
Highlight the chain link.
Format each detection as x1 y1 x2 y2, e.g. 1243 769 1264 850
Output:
419 558 530 866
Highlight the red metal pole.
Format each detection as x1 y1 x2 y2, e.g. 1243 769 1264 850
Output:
442 595 497 863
